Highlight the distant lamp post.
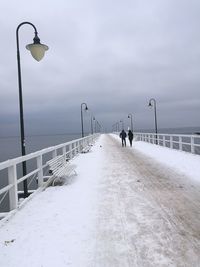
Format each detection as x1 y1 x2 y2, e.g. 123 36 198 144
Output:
16 21 49 198
91 116 95 134
120 120 124 130
128 113 133 132
112 123 115 132
148 98 158 144
112 123 117 132
94 119 100 133
81 103 88 137
116 122 119 132
97 121 101 133
92 117 96 133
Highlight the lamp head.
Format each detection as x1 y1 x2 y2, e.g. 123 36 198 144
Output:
148 101 152 107
26 34 48 61
85 105 88 111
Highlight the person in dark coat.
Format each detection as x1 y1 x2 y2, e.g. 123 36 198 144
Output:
119 129 127 147
128 130 134 147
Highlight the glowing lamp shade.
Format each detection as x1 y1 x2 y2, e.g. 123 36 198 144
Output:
26 43 49 61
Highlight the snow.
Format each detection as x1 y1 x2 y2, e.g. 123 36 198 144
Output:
0 140 103 267
0 134 200 267
133 140 200 183
112 134 200 183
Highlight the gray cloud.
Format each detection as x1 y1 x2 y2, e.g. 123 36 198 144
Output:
0 0 200 137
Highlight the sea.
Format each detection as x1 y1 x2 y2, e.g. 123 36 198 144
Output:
0 133 82 163
0 127 200 213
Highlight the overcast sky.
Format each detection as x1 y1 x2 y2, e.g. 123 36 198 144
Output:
0 0 200 136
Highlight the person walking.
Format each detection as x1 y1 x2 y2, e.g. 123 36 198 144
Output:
128 129 134 147
119 129 127 147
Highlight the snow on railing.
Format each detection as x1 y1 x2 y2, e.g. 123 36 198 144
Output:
134 132 200 155
0 134 99 218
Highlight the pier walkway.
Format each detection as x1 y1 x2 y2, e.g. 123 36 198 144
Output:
0 134 200 267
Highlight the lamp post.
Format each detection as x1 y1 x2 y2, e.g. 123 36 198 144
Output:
92 117 96 133
16 22 48 198
91 116 95 134
120 120 124 130
95 119 98 133
116 122 119 132
148 98 158 144
128 113 133 132
112 123 115 132
97 121 101 132
81 103 88 137
112 123 117 132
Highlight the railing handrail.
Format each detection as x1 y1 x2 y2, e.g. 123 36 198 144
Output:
0 135 94 170
0 134 100 217
133 132 200 155
134 132 200 138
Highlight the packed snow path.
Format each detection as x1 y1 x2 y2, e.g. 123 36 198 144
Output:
0 134 200 267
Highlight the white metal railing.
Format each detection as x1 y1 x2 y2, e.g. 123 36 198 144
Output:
134 132 200 155
0 134 99 218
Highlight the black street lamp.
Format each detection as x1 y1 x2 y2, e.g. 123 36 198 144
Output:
81 103 88 137
148 98 158 144
16 22 48 198
94 119 98 133
120 120 124 130
128 113 133 132
97 121 101 132
92 117 96 133
116 122 119 132
91 116 95 134
112 123 117 132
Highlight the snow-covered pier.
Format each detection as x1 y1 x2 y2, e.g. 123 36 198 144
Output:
0 134 200 266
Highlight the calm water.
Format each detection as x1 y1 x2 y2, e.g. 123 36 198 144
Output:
137 126 200 135
0 133 82 163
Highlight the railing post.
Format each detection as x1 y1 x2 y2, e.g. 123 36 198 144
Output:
170 136 173 149
69 143 72 159
37 155 43 187
179 136 182 151
72 142 75 156
8 165 18 210
62 146 66 161
52 150 57 158
163 135 166 147
191 136 195 154
153 134 155 144
77 141 80 153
